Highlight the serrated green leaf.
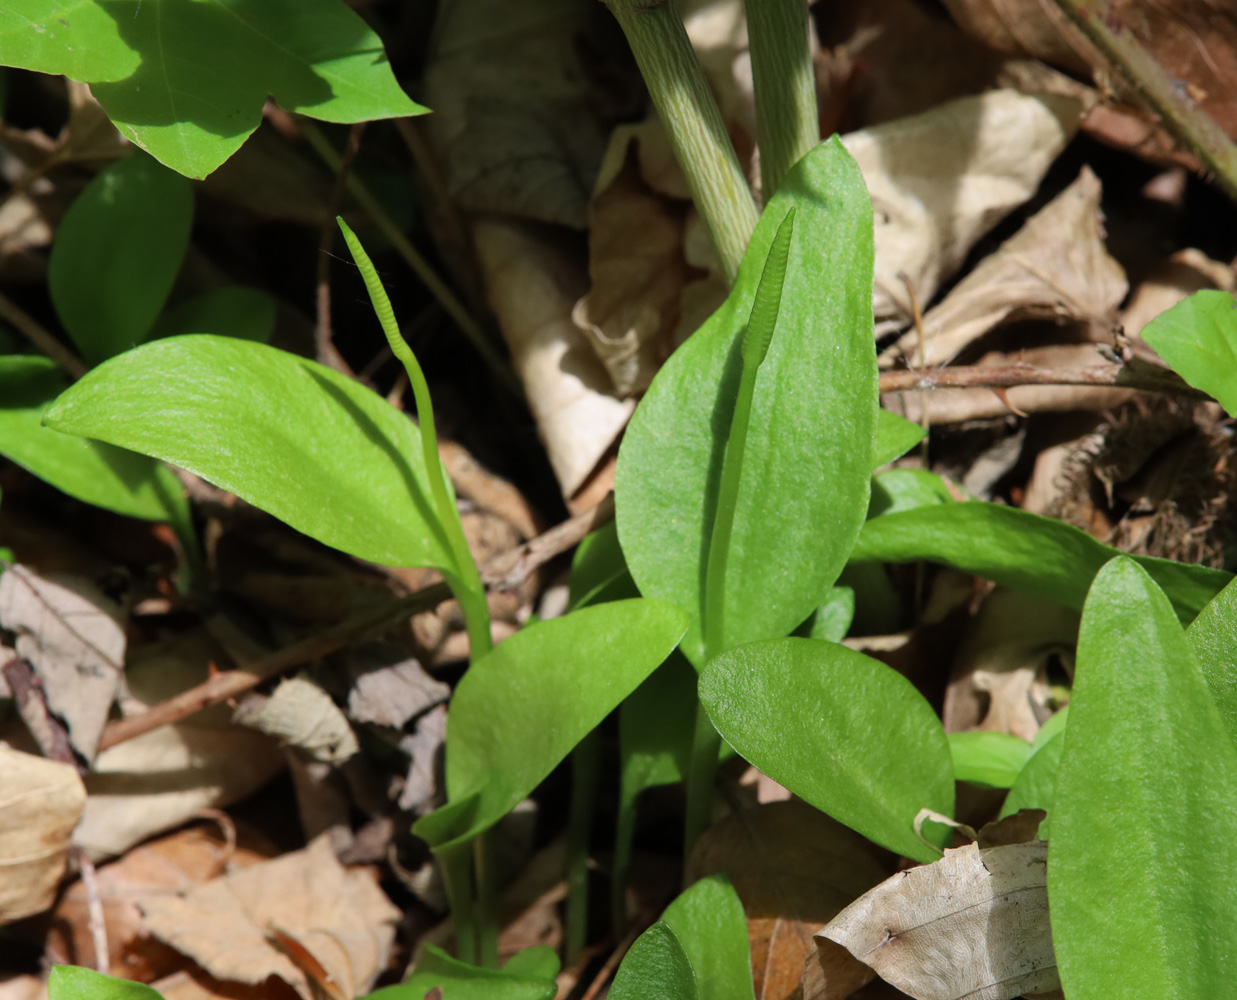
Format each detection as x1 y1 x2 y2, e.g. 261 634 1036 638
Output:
49 967 163 1000
44 334 455 570
152 286 276 344
1185 574 1237 746
851 501 1229 621
616 137 876 666
662 874 754 1000
365 943 555 1000
49 153 193 365
948 730 1033 788
1140 289 1237 417
1049 557 1237 999
0 355 184 521
412 599 688 850
700 637 954 862
610 922 697 1000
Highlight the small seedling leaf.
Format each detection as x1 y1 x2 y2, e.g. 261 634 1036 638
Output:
700 637 954 862
49 967 163 1000
662 874 755 1000
610 922 697 1000
365 943 555 1000
948 730 1033 789
1140 289 1237 417
44 335 455 571
1049 557 1237 998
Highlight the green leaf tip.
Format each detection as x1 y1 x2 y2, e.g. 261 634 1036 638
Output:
742 206 796 368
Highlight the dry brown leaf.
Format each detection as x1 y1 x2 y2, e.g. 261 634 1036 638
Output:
0 565 127 763
233 676 358 765
141 836 399 1000
1122 248 1236 341
820 841 1060 1000
150 969 299 1000
398 702 447 815
346 650 449 730
0 744 86 923
884 167 1126 369
801 938 879 1000
0 976 46 1000
687 801 891 1000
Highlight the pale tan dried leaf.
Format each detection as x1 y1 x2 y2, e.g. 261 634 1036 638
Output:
820 841 1059 1000
843 90 1082 331
0 977 45 1000
0 745 85 923
347 653 449 730
0 565 126 762
234 676 357 764
141 836 399 1000
398 702 447 815
474 217 633 496
75 630 283 860
1122 248 1236 340
885 167 1126 368
150 970 298 1000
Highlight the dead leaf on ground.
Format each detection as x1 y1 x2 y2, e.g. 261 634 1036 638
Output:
398 702 448 815
687 800 892 1000
140 836 399 1000
820 841 1060 1000
0 564 127 763
150 968 298 1000
883 167 1127 369
0 744 86 923
345 647 449 730
234 676 358 765
1121 248 1236 341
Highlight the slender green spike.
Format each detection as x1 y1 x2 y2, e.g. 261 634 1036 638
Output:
742 208 796 367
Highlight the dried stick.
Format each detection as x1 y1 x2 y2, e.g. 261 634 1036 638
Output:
0 291 88 379
481 493 615 589
72 846 109 974
877 361 1204 397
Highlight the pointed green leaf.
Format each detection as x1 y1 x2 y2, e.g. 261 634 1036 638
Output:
948 730 1033 788
867 469 956 518
851 502 1229 621
610 922 697 1000
1140 290 1237 416
44 334 455 570
365 943 555 1000
873 409 926 467
1049 557 1237 998
662 874 754 1000
1186 575 1237 746
413 599 688 850
700 637 954 861
49 153 193 365
152 286 277 344
998 729 1063 839
0 2 139 81
616 137 876 666
568 521 637 611
49 967 163 1000
0 356 184 521
502 947 561 981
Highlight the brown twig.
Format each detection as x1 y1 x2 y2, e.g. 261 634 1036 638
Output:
2 655 81 770
877 361 1204 398
481 493 615 590
0 291 88 379
71 846 109 973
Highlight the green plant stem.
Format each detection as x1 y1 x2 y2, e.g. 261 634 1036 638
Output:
565 730 601 965
744 0 819 198
473 832 499 967
682 701 723 860
611 786 636 938
302 122 521 396
603 0 758 285
1046 0 1237 205
440 840 479 964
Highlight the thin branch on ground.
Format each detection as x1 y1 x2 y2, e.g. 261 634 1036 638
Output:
71 846 109 974
0 291 88 379
877 360 1205 397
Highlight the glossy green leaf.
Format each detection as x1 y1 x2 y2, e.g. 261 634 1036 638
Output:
1186 574 1237 746
0 2 139 81
794 586 855 642
947 730 1032 788
700 637 954 861
851 501 1229 621
49 967 163 1000
873 409 926 467
662 874 754 1000
1049 557 1237 998
1140 289 1237 417
998 729 1062 838
502 946 561 980
568 521 637 611
616 137 876 666
0 356 184 521
413 599 688 850
152 286 277 344
49 153 193 365
868 469 956 518
610 922 697 1000
44 334 455 570
366 943 555 1000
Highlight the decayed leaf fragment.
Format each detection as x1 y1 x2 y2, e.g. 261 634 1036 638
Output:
140 836 399 1000
0 564 126 762
0 744 86 923
819 840 1060 1000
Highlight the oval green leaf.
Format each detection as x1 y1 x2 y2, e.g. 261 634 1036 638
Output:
1049 557 1237 998
851 502 1229 621
1140 289 1237 417
662 874 754 1000
616 137 877 666
0 356 184 521
49 153 193 365
49 967 163 1000
948 730 1033 789
700 637 954 861
365 943 555 1000
610 922 697 1000
1185 574 1237 746
413 599 688 850
44 334 455 571
998 729 1063 839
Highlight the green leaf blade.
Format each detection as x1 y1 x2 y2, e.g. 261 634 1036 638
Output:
366 943 556 1000
700 637 954 862
661 874 754 1000
49 967 163 1000
0 1 139 81
947 730 1032 789
610 922 697 1000
44 334 454 570
1141 290 1237 417
1049 557 1237 998
1185 575 1237 746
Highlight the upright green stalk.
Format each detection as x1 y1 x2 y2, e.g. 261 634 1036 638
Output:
604 0 758 284
684 209 796 853
744 0 819 197
565 730 601 964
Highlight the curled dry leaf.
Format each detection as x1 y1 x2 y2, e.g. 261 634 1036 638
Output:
140 836 400 1000
0 564 127 763
1122 248 1236 341
234 675 358 765
883 167 1127 368
820 841 1060 1000
346 648 449 730
0 744 86 923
